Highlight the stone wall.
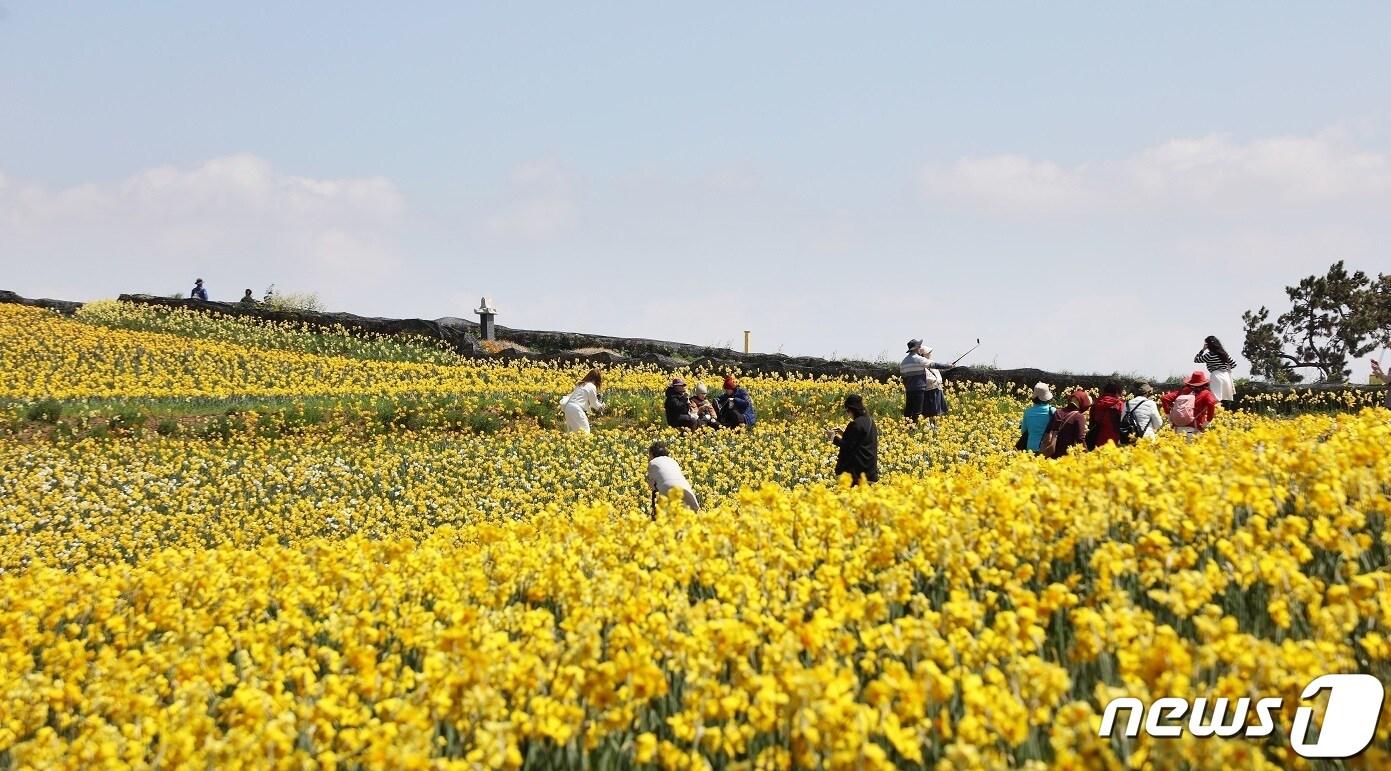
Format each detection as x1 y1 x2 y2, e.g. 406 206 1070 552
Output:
4 290 1386 404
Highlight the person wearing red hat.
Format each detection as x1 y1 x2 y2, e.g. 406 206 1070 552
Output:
1161 370 1219 437
1042 389 1090 458
717 375 756 429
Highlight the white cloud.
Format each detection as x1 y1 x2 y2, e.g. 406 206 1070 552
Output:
921 127 1391 214
0 154 407 300
485 160 578 241
920 155 1094 212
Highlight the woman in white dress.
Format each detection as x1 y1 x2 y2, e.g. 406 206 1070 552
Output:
1194 336 1238 404
561 368 605 433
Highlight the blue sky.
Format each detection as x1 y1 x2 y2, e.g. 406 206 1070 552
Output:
3 3 1389 378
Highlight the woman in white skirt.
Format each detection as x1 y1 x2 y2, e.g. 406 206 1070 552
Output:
561 368 605 433
1194 335 1238 404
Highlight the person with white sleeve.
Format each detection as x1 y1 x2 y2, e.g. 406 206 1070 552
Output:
645 442 700 515
560 368 605 433
1123 382 1165 441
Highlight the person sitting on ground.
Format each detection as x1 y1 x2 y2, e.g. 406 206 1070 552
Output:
1195 335 1239 405
239 288 257 306
646 442 700 515
1124 382 1164 441
190 278 208 301
717 375 756 429
1043 389 1090 459
1017 382 1056 453
688 383 720 429
830 394 879 485
1087 381 1127 449
664 378 698 430
901 340 955 427
560 368 605 433
1161 370 1219 437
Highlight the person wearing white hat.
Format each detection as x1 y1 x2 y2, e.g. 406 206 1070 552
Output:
1017 382 1057 453
900 339 955 425
1123 382 1164 441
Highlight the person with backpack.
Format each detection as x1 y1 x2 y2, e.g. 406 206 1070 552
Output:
830 394 879 485
1194 335 1239 404
646 442 700 515
1017 382 1056 453
1042 389 1090 459
717 375 756 429
1122 382 1164 442
1162 370 1219 438
561 368 606 433
1087 382 1126 449
663 378 698 430
900 339 955 424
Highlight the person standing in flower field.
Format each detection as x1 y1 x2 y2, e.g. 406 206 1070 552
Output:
1017 382 1056 453
1087 382 1127 449
1042 389 1090 458
1162 370 1218 437
1195 335 1238 404
190 278 208 301
1372 360 1391 409
1123 382 1164 441
645 442 700 516
830 393 879 485
561 368 605 433
900 339 954 426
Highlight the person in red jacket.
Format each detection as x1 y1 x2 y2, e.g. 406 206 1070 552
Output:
1161 370 1219 437
1044 389 1091 459
1088 381 1126 449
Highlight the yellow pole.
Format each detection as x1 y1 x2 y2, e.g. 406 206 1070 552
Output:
743 330 751 354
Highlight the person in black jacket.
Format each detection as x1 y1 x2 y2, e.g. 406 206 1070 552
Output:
830 394 879 485
663 378 697 430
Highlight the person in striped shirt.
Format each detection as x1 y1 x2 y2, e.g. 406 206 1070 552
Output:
1194 335 1238 404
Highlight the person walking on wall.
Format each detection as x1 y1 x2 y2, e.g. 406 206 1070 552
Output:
1195 335 1239 404
646 442 700 516
190 278 209 301
900 339 954 426
830 394 879 485
561 368 606 433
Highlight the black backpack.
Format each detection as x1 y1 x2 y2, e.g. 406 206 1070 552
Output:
1118 399 1145 445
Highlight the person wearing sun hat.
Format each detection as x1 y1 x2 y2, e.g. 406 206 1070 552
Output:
1017 382 1056 453
900 339 955 425
1124 382 1164 440
717 374 756 429
1161 370 1219 437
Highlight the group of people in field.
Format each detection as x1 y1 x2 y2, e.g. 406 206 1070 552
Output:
1017 335 1237 459
558 334 1259 514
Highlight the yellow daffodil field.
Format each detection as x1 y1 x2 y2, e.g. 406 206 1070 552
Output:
1 301 1389 769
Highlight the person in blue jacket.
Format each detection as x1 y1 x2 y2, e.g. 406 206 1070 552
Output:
717 375 756 429
190 278 209 301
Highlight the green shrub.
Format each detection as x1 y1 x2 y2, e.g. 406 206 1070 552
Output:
155 419 180 437
25 399 63 423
